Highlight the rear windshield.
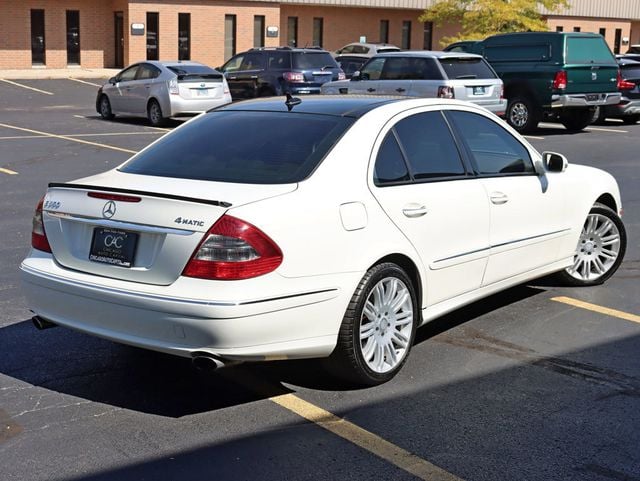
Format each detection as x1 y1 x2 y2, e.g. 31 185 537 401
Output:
438 58 497 79
119 111 354 184
566 37 616 64
166 64 217 75
292 52 338 70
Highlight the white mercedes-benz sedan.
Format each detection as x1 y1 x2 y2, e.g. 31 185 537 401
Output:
21 96 626 385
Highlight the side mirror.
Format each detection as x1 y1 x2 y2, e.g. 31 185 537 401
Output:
350 71 361 81
542 151 568 172
108 76 117 85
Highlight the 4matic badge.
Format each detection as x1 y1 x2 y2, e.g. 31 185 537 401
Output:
174 217 205 227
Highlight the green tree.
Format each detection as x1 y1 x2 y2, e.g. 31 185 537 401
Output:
420 0 569 46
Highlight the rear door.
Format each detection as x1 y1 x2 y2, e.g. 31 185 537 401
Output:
369 109 490 306
376 56 413 95
564 36 618 94
230 52 265 99
130 63 161 113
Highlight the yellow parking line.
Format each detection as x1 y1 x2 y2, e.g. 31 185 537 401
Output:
68 78 102 87
0 122 137 155
0 167 18 175
0 79 54 95
270 393 462 481
551 296 640 324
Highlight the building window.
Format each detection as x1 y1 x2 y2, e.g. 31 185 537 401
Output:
31 9 45 65
380 20 389 43
614 28 622 54
423 21 433 50
147 12 159 60
254 15 265 48
225 15 236 61
178 13 190 61
287 17 298 47
313 18 323 47
402 21 411 50
599 28 606 38
573 26 581 32
66 10 80 65
556 26 564 32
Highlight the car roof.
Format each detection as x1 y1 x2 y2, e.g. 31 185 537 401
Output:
214 95 411 118
342 42 399 48
373 50 483 59
153 60 207 67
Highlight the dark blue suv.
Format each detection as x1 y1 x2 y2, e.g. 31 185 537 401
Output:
220 47 345 99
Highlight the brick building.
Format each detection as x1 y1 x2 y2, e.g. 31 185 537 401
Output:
2 0 640 70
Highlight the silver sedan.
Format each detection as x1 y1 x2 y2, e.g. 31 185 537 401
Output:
96 61 232 126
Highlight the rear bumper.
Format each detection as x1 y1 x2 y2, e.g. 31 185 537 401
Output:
168 94 232 116
477 99 507 116
603 98 640 116
551 92 622 108
21 252 359 362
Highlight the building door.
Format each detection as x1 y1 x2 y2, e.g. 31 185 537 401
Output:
114 12 124 68
30 10 46 65
66 10 80 65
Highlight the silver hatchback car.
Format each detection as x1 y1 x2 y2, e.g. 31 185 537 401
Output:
321 51 506 116
96 61 232 126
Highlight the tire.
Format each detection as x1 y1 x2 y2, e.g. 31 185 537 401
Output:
147 99 167 127
326 263 418 386
258 87 276 98
622 114 640 125
556 203 627 287
560 108 594 131
506 95 540 133
99 95 114 120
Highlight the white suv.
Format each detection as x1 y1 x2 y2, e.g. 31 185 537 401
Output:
322 51 506 116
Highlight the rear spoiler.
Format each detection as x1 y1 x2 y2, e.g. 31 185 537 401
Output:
48 183 232 208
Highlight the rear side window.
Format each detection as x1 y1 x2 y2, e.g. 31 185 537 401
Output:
394 111 466 179
439 57 496 79
137 64 161 80
447 111 534 175
380 57 442 80
374 133 410 185
621 64 640 79
120 111 354 184
267 51 291 69
485 44 551 62
566 37 615 64
292 52 337 69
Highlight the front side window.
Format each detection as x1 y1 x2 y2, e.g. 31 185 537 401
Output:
117 65 139 82
360 57 385 80
120 111 354 184
394 111 466 179
222 54 244 73
447 111 534 175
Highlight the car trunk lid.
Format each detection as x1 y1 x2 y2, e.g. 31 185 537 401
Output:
41 171 296 285
562 36 618 94
177 73 226 100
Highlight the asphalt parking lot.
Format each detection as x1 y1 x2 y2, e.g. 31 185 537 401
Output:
0 78 639 481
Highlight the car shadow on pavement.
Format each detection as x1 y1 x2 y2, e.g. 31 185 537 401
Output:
0 285 546 417
83 115 183 129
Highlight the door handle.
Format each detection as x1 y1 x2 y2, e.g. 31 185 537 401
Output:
402 205 428 218
250 76 258 79
396 88 406 93
228 76 237 80
367 88 376 92
490 192 509 205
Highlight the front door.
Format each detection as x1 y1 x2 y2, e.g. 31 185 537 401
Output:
114 12 124 68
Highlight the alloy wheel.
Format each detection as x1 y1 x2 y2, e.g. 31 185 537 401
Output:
359 277 413 373
566 213 622 282
509 102 529 128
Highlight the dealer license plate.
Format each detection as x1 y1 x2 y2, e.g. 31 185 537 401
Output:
473 86 486 95
89 228 138 267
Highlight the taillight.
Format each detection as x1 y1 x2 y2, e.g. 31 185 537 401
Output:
182 215 283 280
169 78 179 95
552 70 567 90
32 196 51 253
500 84 504 100
283 72 305 83
617 70 636 90
437 86 455 99
338 71 346 81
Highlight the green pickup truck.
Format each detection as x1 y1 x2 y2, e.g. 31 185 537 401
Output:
467 32 621 133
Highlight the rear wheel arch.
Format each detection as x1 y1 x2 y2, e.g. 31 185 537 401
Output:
369 253 423 314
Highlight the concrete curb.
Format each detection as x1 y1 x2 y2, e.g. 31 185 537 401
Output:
0 68 120 80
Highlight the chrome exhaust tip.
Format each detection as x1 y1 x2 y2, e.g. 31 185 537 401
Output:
32 316 57 330
191 353 225 372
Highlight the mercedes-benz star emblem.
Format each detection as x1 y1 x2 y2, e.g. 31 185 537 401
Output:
102 201 116 219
